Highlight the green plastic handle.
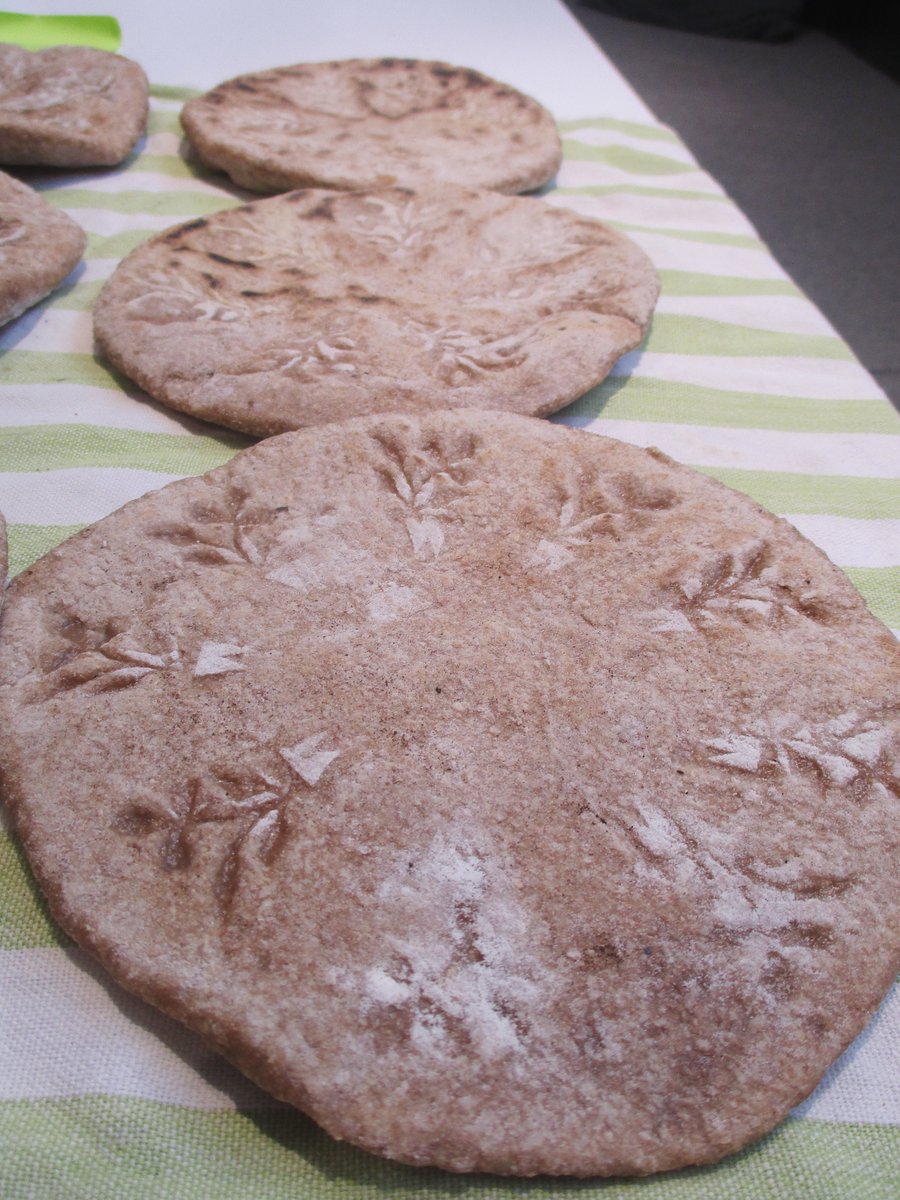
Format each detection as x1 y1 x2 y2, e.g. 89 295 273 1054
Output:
0 11 121 51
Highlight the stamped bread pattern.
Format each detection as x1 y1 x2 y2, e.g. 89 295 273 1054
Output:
152 482 274 567
626 800 851 996
0 64 116 115
264 331 357 380
122 267 272 325
192 641 248 678
374 427 480 559
226 111 319 142
46 628 182 696
116 734 341 913
641 539 833 634
407 319 531 387
335 832 550 1061
353 194 448 255
705 710 899 799
528 462 677 572
36 611 250 697
198 208 326 273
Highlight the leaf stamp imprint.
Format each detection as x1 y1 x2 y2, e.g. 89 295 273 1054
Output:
640 540 835 634
374 427 480 559
115 733 341 914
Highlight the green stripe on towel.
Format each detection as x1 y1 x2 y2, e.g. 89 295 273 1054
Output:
844 567 900 628
0 1100 897 1200
553 183 731 203
658 271 801 297
558 117 681 142
695 469 900 520
574 376 898 434
46 189 243 218
0 352 122 390
0 836 70 950
85 229 164 259
6 524 86 576
560 141 699 174
0 425 248 476
644 314 853 360
605 221 765 249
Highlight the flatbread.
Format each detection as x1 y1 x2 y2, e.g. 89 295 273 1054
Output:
0 43 148 167
180 58 561 194
0 170 86 326
1 412 897 1177
93 184 658 436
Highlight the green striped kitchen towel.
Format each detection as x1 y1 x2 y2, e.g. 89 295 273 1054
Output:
0 89 897 1199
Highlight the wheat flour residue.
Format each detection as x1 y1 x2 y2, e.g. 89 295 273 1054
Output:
338 830 554 1066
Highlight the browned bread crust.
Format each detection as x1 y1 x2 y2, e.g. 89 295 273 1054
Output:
181 58 561 194
94 184 658 436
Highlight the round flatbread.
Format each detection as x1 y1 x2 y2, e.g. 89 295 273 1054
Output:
0 170 85 326
0 43 148 168
1 412 897 1177
181 58 561 195
93 184 658 437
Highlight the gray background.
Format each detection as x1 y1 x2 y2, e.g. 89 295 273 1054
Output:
562 2 900 410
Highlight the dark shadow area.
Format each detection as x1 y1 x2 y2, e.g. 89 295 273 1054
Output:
806 1 900 83
0 260 86 353
62 941 285 1112
239 1101 794 1195
564 0 900 410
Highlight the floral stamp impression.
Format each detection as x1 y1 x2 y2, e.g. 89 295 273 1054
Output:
94 183 659 437
1 412 897 1177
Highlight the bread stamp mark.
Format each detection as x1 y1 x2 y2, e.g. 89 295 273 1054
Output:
705 710 898 799
374 427 480 559
193 641 247 677
407 320 530 386
199 209 303 268
640 540 833 634
265 332 357 378
529 463 676 571
0 66 116 114
354 195 446 254
336 834 543 1059
38 615 255 696
153 483 273 568
508 220 597 272
231 112 319 142
41 617 181 695
117 733 340 911
264 536 365 594
279 733 340 786
627 801 847 988
124 268 269 324
0 217 26 260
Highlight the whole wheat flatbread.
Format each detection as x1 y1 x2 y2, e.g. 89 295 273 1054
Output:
0 170 86 326
180 58 561 194
1 412 897 1177
0 43 148 167
93 184 658 436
